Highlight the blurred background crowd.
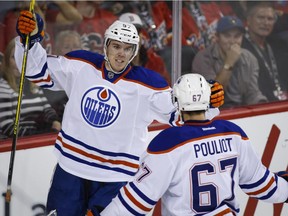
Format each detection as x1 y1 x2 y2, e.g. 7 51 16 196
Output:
1 0 288 139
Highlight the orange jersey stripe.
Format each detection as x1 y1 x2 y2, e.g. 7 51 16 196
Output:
124 186 152 212
246 176 275 196
148 132 248 154
57 136 139 169
32 75 51 83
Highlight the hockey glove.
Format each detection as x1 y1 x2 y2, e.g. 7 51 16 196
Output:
16 10 44 49
208 80 224 108
277 171 288 203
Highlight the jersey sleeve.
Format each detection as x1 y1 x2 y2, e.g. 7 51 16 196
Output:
238 135 288 203
101 152 175 216
14 37 81 95
148 88 179 126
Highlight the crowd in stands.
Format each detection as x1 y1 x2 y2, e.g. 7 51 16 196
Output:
0 39 61 139
1 0 288 138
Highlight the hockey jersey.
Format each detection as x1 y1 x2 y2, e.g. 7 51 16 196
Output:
14 37 219 183
101 119 288 215
14 36 219 182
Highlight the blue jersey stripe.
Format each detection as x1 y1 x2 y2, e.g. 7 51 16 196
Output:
169 110 177 126
55 144 137 176
240 169 269 189
26 62 48 79
40 82 54 88
118 192 145 216
129 182 157 205
60 130 139 161
220 201 240 213
258 175 278 200
258 186 277 200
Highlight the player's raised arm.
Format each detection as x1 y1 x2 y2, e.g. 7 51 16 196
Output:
15 10 77 93
16 10 44 49
14 10 51 85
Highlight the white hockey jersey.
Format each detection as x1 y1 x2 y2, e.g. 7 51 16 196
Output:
101 119 288 215
14 37 219 182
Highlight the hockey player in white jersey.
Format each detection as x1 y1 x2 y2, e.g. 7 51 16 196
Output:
14 11 225 216
101 74 288 216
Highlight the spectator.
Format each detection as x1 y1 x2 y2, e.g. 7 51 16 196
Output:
0 39 61 138
183 1 224 49
101 1 134 17
2 1 82 55
0 21 5 56
43 30 82 121
54 30 82 56
15 11 223 215
133 1 222 50
0 1 16 22
43 0 83 54
0 22 4 74
242 2 288 101
132 1 222 76
101 73 288 216
217 1 248 24
0 52 3 74
119 12 171 85
217 0 288 50
45 0 83 27
192 16 267 108
73 1 118 53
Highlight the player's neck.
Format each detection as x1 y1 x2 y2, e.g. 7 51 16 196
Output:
182 112 206 121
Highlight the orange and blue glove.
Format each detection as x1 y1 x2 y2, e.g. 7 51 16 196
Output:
16 10 44 48
208 80 224 108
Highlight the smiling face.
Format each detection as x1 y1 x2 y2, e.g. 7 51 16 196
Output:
105 40 135 72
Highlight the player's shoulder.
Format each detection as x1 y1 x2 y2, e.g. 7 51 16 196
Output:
147 119 248 154
124 66 169 89
64 50 104 69
213 119 248 138
147 127 180 154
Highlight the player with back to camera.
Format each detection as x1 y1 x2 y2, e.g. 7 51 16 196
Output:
14 11 224 216
101 74 288 216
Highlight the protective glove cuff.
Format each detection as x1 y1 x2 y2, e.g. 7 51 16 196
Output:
16 12 44 49
207 80 224 108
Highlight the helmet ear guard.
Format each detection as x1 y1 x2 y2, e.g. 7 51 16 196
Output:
172 74 211 111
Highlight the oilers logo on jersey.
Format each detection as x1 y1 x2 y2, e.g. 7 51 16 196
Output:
81 86 121 128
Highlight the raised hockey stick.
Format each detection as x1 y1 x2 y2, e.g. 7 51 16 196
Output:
5 0 36 204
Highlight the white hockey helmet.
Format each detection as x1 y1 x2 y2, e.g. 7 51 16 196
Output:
104 20 140 63
173 74 211 111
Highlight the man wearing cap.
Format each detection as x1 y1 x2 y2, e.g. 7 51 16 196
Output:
192 15 267 108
